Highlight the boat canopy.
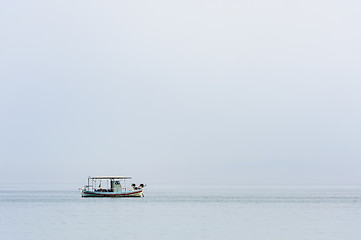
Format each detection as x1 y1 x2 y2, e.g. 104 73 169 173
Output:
89 176 132 179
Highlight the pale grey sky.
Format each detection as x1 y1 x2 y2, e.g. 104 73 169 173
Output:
1 0 360 185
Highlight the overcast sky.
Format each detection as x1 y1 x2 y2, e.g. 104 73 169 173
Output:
1 0 360 185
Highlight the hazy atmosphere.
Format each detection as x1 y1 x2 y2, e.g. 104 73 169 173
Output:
1 0 360 185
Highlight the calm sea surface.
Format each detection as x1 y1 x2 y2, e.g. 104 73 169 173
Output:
1 185 360 240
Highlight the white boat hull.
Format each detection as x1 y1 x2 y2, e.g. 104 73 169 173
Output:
81 189 143 197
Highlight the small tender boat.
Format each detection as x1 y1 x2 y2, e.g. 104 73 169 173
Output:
80 176 146 197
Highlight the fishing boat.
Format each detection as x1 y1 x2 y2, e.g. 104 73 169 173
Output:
80 176 145 197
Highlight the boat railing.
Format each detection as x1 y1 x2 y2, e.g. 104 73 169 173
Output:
84 186 132 192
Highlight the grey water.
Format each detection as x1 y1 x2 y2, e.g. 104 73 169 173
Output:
1 185 361 240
